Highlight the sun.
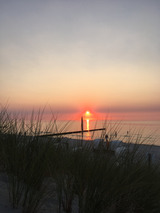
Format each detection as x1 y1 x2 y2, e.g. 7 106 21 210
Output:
85 111 90 116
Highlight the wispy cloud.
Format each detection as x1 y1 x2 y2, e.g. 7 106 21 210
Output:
97 105 160 113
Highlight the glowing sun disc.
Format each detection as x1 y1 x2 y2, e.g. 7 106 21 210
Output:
85 111 90 115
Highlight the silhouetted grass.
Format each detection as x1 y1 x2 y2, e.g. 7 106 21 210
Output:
0 107 160 213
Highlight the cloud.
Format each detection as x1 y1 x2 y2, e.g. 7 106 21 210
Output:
9 105 78 115
97 104 160 113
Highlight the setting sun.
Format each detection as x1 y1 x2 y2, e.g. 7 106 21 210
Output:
85 111 90 116
83 110 97 121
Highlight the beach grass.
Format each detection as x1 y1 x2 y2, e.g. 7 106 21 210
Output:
0 107 160 213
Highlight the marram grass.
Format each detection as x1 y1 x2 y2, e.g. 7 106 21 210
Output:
0 107 160 213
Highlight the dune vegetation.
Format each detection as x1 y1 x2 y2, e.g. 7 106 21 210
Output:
0 107 160 213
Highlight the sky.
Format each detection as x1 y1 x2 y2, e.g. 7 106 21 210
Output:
0 0 160 120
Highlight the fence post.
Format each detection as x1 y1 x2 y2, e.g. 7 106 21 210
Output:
81 116 84 145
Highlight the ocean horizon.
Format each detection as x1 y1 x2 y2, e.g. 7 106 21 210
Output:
42 119 160 145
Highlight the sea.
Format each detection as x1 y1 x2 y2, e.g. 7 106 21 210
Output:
42 119 160 146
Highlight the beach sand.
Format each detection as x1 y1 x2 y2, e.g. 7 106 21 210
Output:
0 174 21 213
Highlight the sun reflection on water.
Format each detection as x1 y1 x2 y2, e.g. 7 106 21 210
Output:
86 119 89 130
86 118 91 140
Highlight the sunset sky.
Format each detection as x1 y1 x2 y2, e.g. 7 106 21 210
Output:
0 0 160 120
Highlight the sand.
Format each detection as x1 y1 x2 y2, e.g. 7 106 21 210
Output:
0 174 21 213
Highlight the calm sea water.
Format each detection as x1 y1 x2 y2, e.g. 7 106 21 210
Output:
44 120 160 145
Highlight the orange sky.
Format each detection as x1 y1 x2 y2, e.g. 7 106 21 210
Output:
0 1 160 121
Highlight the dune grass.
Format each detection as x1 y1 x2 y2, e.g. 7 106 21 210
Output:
0 107 160 213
